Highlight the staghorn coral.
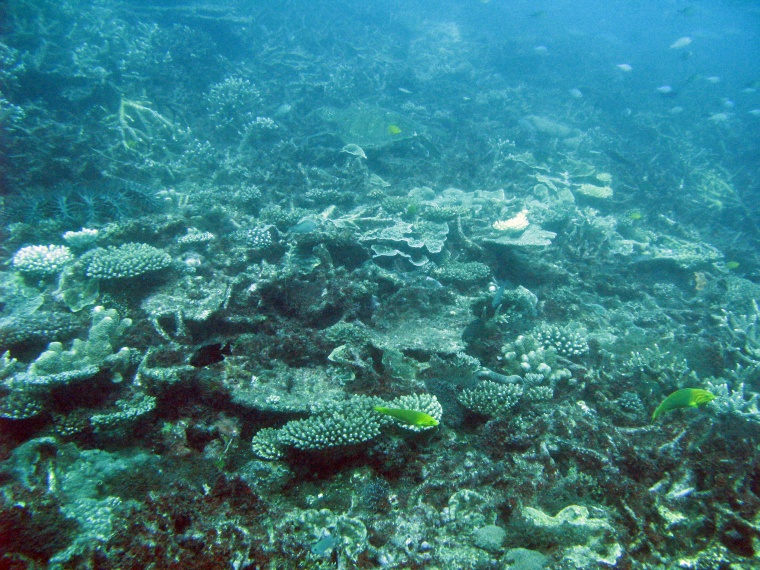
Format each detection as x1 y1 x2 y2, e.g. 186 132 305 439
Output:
704 378 760 423
716 299 760 366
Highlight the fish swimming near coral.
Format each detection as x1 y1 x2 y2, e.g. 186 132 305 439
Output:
374 406 439 427
651 388 716 422
311 530 340 556
190 342 232 367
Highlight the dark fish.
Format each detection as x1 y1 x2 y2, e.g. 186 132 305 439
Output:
190 342 232 367
603 149 636 168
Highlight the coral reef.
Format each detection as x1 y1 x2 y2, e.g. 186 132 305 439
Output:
1 0 759 567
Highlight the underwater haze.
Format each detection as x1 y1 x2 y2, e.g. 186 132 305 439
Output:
2 0 760 567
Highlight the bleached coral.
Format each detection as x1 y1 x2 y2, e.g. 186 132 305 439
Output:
716 300 760 365
12 245 73 276
493 210 529 234
575 183 613 199
704 379 760 423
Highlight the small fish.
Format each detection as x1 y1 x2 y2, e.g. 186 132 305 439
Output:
670 36 692 49
708 112 730 123
617 63 633 72
274 103 292 116
423 276 444 289
705 76 721 84
374 406 439 427
726 261 740 270
652 388 716 422
387 124 402 136
190 342 232 368
628 210 643 221
656 85 673 94
491 282 508 309
311 530 340 556
290 218 319 233
750 109 760 117
568 88 583 99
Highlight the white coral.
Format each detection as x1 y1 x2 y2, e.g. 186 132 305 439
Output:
493 210 529 233
705 379 760 423
12 245 73 276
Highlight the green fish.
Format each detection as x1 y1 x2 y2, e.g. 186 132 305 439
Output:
373 406 439 427
652 388 716 422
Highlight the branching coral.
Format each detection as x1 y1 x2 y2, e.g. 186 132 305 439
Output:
12 245 73 276
704 378 760 424
251 393 442 459
458 381 523 416
0 306 134 419
111 97 174 151
83 243 172 280
716 300 760 366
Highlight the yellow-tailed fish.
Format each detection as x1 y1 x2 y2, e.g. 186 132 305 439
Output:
387 124 402 136
373 406 439 427
652 388 716 422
